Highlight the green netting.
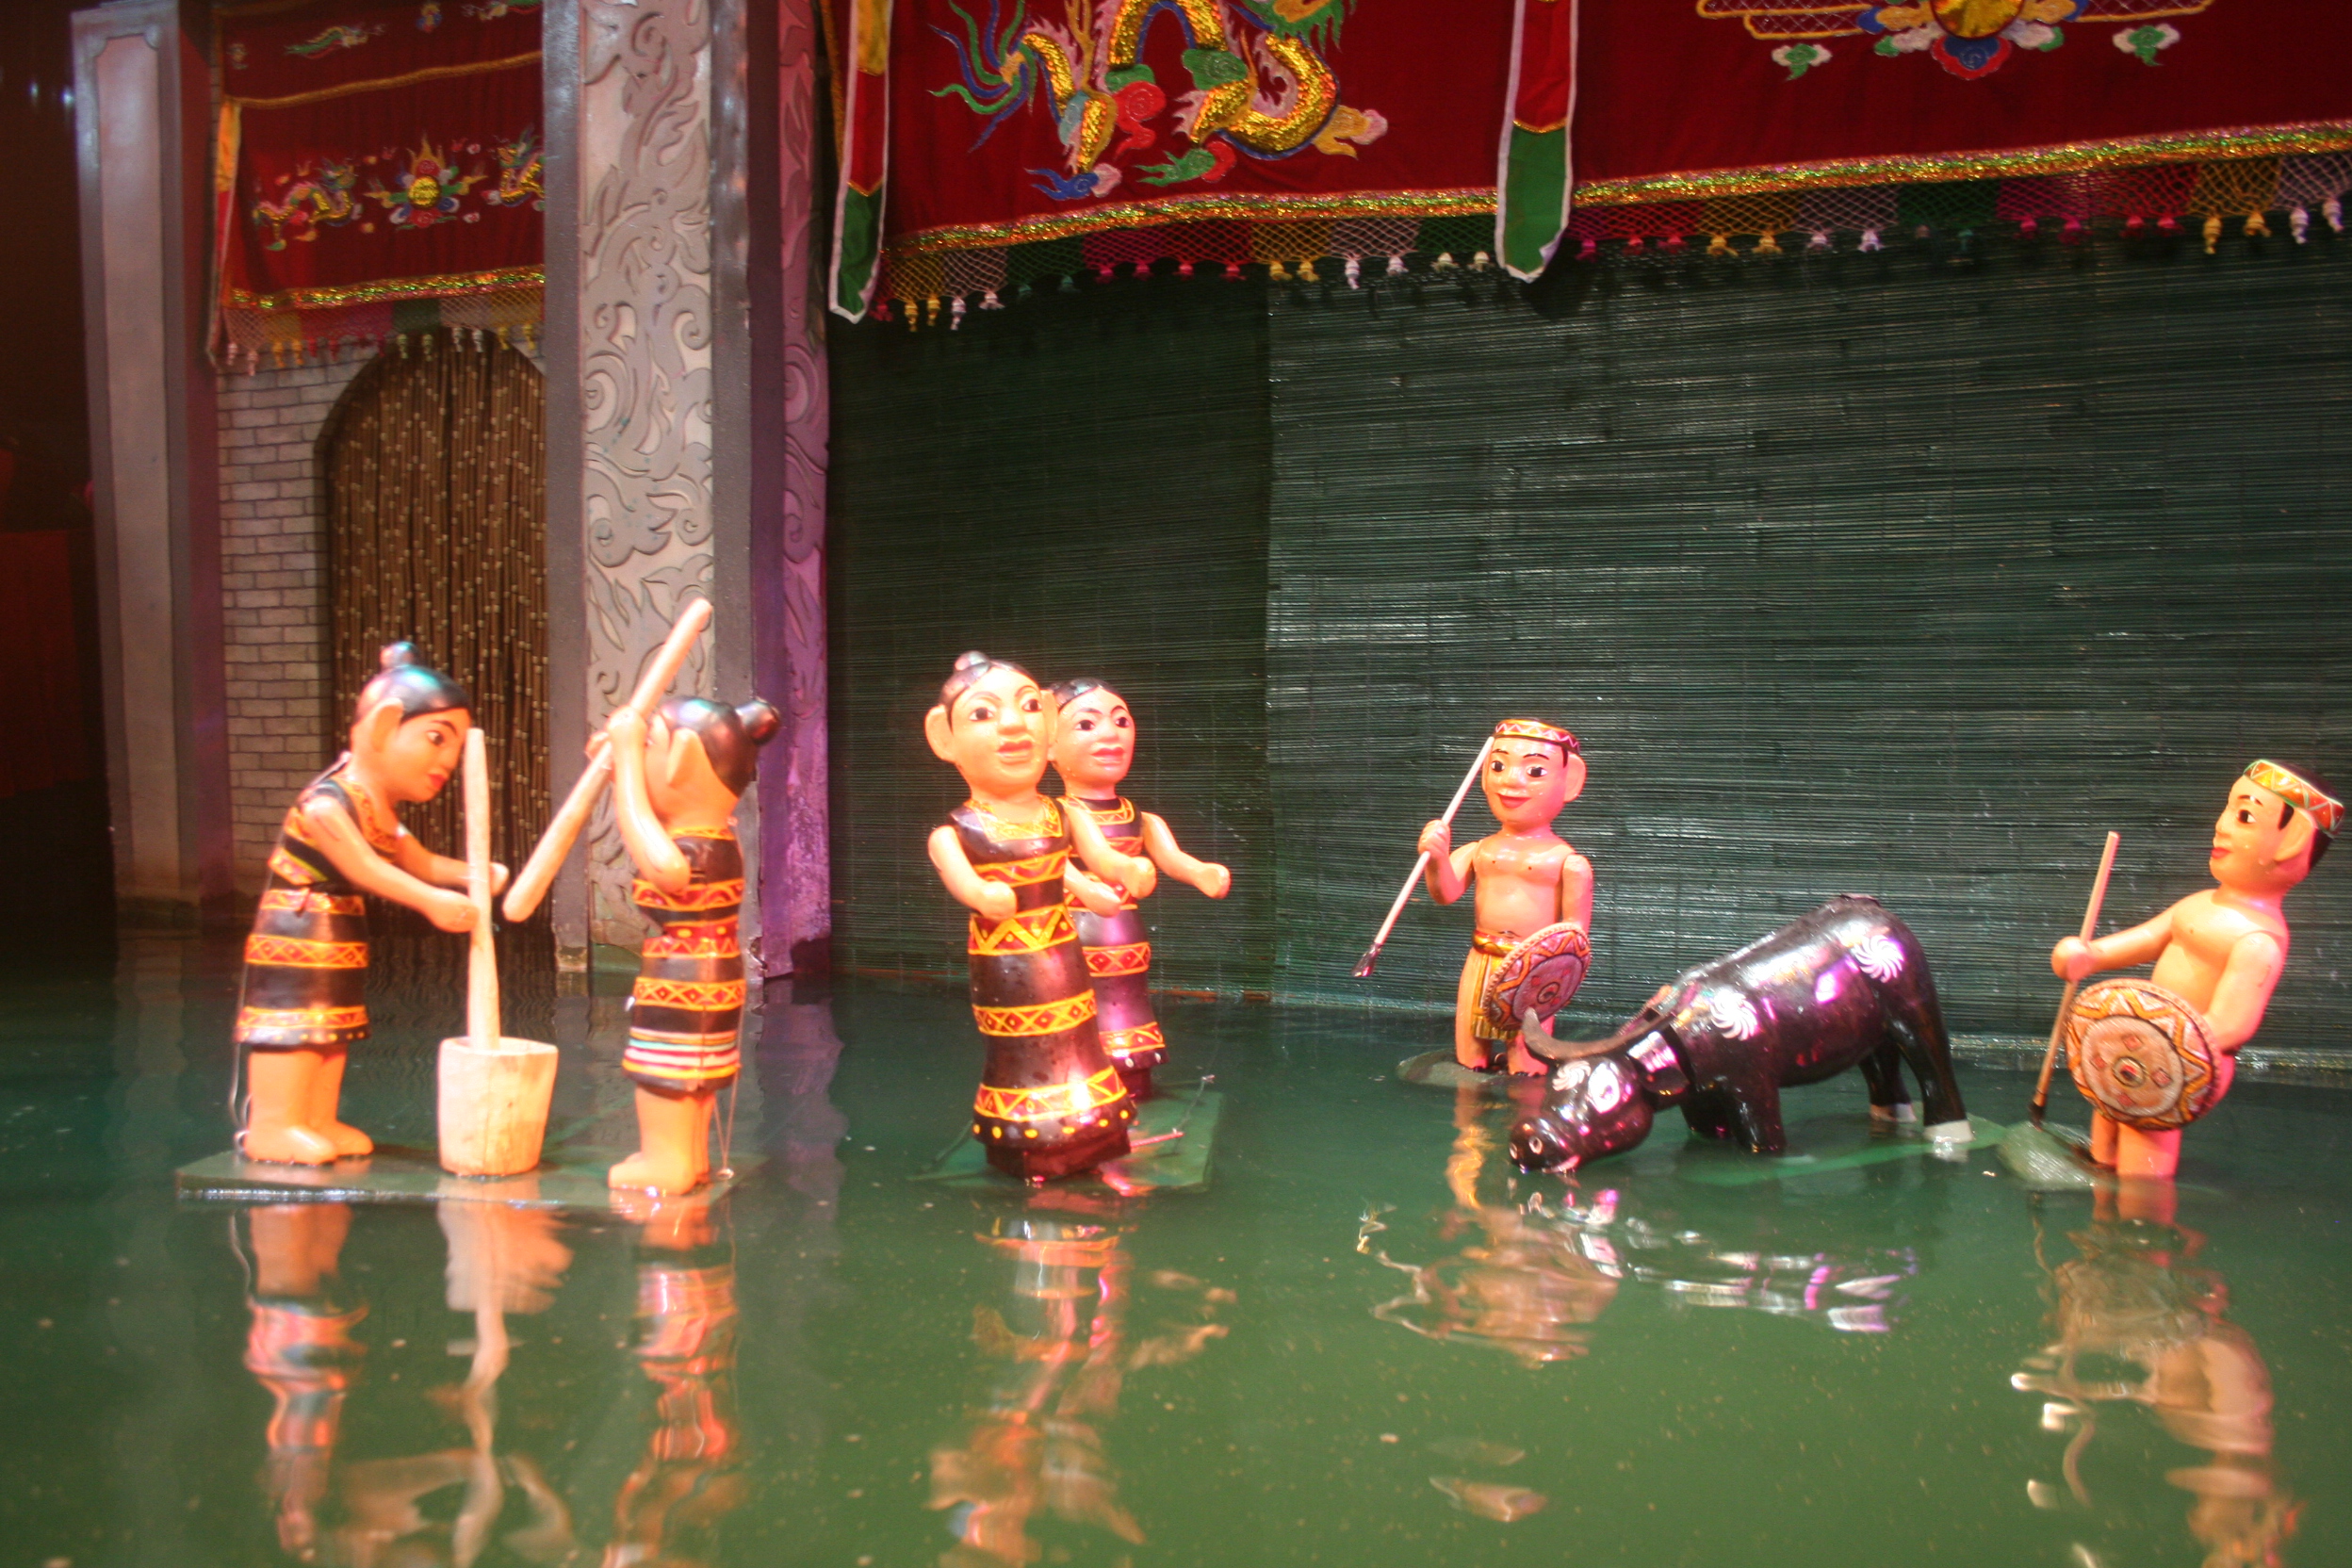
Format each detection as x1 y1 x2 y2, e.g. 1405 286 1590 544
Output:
1266 246 2352 1049
826 283 1275 995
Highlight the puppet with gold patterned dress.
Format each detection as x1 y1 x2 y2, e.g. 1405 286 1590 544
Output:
601 695 782 1195
1416 718 1593 1076
925 653 1151 1181
1048 677 1232 1101
236 644 496 1165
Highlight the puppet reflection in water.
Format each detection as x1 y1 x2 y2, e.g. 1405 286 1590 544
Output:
243 1204 370 1561
2013 1193 2298 1568
930 1200 1231 1568
236 1193 746 1566
1360 1091 1917 1367
604 1191 746 1568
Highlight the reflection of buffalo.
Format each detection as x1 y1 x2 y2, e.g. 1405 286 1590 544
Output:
1510 897 1970 1171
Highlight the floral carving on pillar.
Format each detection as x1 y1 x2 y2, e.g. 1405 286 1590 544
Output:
767 0 831 972
577 0 715 943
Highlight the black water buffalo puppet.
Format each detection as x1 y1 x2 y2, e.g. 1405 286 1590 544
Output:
1509 896 1971 1172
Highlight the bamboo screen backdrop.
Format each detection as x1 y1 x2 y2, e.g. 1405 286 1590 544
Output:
322 332 550 894
828 286 1275 996
827 245 2352 1054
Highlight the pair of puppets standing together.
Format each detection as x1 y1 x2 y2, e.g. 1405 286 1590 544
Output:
234 642 777 1194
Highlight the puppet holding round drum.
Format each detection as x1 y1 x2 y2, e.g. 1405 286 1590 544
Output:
1414 719 1593 1076
2052 760 2339 1179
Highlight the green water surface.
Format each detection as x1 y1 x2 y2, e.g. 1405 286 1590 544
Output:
3 936 2348 1568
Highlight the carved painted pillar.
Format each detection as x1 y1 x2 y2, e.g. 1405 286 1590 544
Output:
761 0 831 977
547 0 722 956
543 0 824 967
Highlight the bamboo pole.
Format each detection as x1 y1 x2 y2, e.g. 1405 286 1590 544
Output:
466 727 498 1049
1353 738 1495 978
2032 830 2122 1128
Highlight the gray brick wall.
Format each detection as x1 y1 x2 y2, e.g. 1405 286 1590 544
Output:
216 358 365 893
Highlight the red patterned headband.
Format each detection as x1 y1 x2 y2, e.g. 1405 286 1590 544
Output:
2245 760 2343 837
1493 718 1579 755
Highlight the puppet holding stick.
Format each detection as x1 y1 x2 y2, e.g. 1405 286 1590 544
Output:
1416 719 1592 1076
600 694 780 1193
2050 760 2337 1179
236 644 497 1165
1048 677 1231 1100
925 652 1148 1180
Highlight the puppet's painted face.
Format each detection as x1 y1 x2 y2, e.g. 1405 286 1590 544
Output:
1051 688 1134 794
942 665 1054 797
2211 777 2313 893
1482 739 1578 833
362 708 471 805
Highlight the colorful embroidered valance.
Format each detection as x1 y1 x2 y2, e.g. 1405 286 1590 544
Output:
833 0 2352 320
215 0 545 368
826 0 1577 321
1561 0 2352 252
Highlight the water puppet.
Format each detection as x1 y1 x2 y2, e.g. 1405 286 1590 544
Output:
2050 760 2337 1179
601 694 780 1194
236 643 492 1165
924 652 1147 1180
1048 675 1232 1100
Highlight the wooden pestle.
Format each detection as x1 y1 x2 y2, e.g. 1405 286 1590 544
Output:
465 727 498 1050
501 596 713 923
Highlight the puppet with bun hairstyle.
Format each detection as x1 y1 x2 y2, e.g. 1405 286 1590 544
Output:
602 690 781 1193
236 643 497 1166
923 651 1152 1181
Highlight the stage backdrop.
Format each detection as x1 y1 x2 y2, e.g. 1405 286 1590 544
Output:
827 243 2352 1059
826 284 1277 998
215 0 544 366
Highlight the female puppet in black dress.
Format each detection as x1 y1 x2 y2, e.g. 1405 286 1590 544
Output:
925 653 1153 1180
1048 677 1231 1100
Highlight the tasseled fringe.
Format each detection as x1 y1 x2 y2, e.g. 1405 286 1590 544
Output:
1806 230 1832 252
2291 205 2311 243
1706 234 1732 257
1343 255 1361 287
1753 232 1782 257
1859 228 1882 252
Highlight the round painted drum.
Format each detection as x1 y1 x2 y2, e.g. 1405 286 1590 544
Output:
1479 922 1592 1038
2065 978 2223 1133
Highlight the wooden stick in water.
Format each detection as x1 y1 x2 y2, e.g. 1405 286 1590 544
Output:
465 727 499 1051
2032 830 2121 1128
501 596 713 922
1353 737 1495 978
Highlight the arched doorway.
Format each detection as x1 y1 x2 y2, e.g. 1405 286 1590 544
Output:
319 332 547 899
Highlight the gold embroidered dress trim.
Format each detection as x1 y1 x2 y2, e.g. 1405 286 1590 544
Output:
973 1066 1127 1124
1085 940 1152 977
632 877 747 912
970 904 1078 956
244 935 369 970
972 992 1098 1037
